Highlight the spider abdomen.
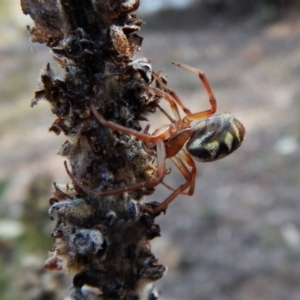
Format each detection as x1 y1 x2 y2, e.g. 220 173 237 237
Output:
186 112 245 162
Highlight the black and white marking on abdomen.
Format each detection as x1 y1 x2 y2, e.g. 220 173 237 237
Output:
186 112 245 162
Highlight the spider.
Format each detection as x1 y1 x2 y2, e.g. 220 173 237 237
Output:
65 62 245 214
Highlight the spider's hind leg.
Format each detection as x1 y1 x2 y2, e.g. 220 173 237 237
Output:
161 149 196 197
151 154 193 214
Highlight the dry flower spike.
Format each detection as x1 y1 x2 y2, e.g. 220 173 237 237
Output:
22 0 165 299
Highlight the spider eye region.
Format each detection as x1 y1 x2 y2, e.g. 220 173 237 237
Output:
186 113 245 162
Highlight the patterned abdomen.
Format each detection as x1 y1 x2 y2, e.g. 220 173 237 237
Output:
186 112 245 162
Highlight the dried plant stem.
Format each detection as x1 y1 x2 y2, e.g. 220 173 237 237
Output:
21 0 165 299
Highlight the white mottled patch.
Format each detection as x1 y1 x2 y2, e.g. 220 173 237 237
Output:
204 140 219 157
224 132 234 151
231 122 241 143
82 284 103 296
188 131 213 150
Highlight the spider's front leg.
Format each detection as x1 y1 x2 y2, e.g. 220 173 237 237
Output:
90 103 172 142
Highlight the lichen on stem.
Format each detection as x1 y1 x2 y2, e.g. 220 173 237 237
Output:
21 0 166 299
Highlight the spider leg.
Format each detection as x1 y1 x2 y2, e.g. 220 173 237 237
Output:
157 104 176 123
90 103 172 142
142 85 181 121
142 141 156 156
140 124 157 156
172 62 217 122
151 155 192 214
162 181 194 196
64 140 166 197
161 149 196 196
179 149 196 196
153 71 192 115
161 181 190 195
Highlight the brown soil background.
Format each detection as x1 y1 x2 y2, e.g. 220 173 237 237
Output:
0 2 300 300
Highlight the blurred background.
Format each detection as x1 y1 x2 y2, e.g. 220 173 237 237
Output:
1 0 300 299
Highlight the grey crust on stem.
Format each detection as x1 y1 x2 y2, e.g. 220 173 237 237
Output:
21 0 166 299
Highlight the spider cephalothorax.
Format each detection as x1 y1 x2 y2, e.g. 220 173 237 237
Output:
65 62 245 214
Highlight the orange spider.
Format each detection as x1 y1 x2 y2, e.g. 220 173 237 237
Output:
65 62 245 214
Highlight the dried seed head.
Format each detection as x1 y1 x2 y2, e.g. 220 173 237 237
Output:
110 25 130 57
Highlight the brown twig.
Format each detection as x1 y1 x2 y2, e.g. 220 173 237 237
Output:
21 0 165 299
